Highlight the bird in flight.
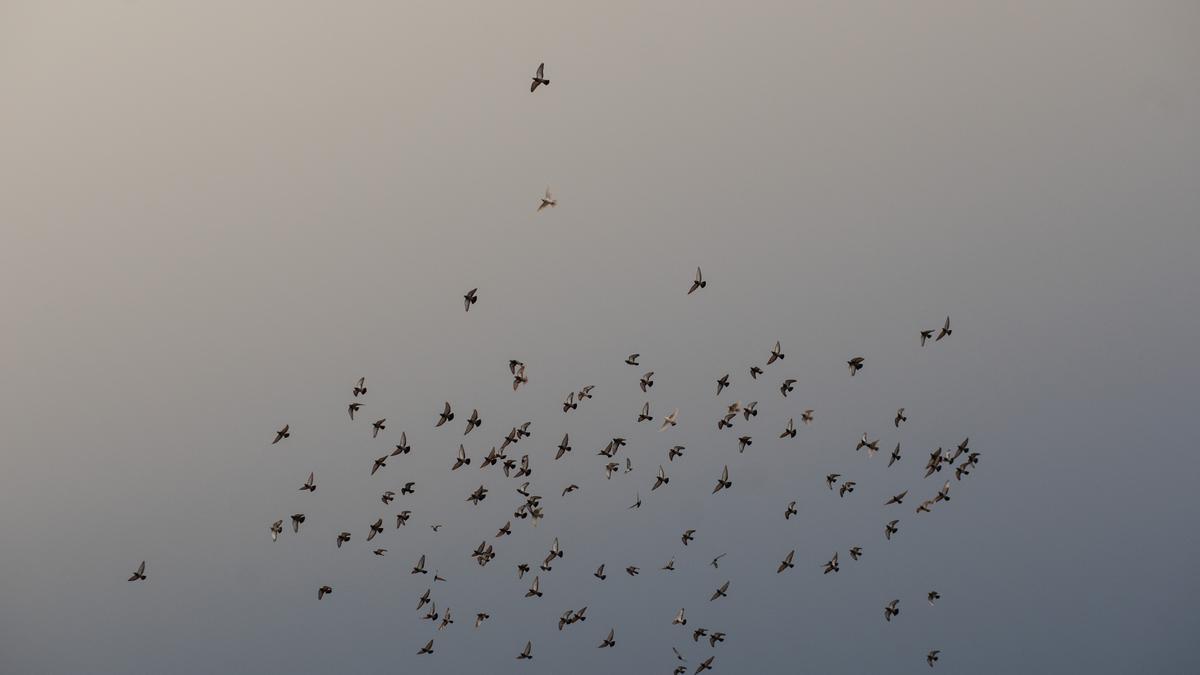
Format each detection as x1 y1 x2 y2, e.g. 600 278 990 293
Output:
530 62 549 91
920 329 934 346
418 639 434 655
537 186 557 212
712 465 731 494
688 267 706 294
352 377 367 397
517 641 534 660
463 288 478 312
299 472 315 492
847 356 865 376
936 315 952 341
895 408 908 427
777 549 795 573
436 402 454 427
927 650 941 667
318 585 332 600
598 629 616 648
272 425 289 444
127 561 146 582
884 599 900 622
767 340 784 364
347 402 361 420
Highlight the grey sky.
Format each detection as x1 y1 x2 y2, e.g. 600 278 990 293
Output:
1 2 1198 673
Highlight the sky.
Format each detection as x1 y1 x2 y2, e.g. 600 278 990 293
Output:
1 2 1198 673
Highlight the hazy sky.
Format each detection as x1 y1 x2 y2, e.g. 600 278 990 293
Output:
2 2 1198 673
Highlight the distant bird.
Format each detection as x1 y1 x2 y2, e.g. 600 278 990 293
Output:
392 432 411 456
452 445 471 470
823 552 839 574
936 316 951 341
927 650 941 667
578 384 595 400
662 558 676 571
475 613 490 628
599 629 616 648
640 371 655 392
594 564 607 580
750 366 763 379
381 491 395 504
688 267 706 294
849 546 863 561
463 288 478 312
371 418 386 438
517 563 530 579
269 520 283 541
660 408 679 431
626 566 640 576
768 341 784 364
682 529 695 546
347 402 361 419
128 561 147 582
672 608 688 626
561 484 579 496
412 554 427 574
708 632 725 647
653 466 670 491
564 391 579 413
638 401 653 423
847 356 865 376
777 549 795 573
920 329 934 346
696 656 715 672
889 443 902 467
692 628 707 642
839 480 856 498
801 409 814 424
318 585 332 600
272 425 289 444
512 363 528 390
856 433 880 456
884 599 900 622
780 379 796 397
352 377 367 397
366 518 384 541
625 353 640 366
290 513 306 533
780 417 796 438
517 641 533 660
784 501 797 519
418 639 434 655
895 408 908 427
710 554 726 569
336 532 351 548
885 520 900 540
430 524 443 532
934 480 952 503
928 590 941 605
371 455 388 476
299 472 315 492
537 186 557 212
526 576 542 598
401 482 415 495
886 490 908 505
825 473 841 490
737 436 752 453
668 445 685 461
710 581 730 601
673 646 686 662
555 433 572 460
629 492 642 509
373 548 386 556
716 374 730 395
530 62 549 91
465 408 482 435
437 402 454 427
712 465 731 493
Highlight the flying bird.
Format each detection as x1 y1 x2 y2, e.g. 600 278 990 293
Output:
716 374 730 395
436 402 454 427
318 585 332 600
272 425 289 444
710 581 729 601
768 341 784 364
920 329 934 346
128 561 147 582
895 408 907 427
688 267 706 294
463 288 478 312
625 353 640 366
885 520 900 540
299 472 315 492
517 641 533 660
884 599 900 622
847 356 865 376
371 418 386 438
537 186 557 212
530 62 549 91
936 316 952 341
777 549 795 573
598 629 616 648
464 408 482 435
352 377 367 397
712 465 731 493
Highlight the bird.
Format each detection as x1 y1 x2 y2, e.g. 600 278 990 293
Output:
688 267 706 294
467 485 488 505
640 371 655 392
318 585 332 600
856 433 880 455
823 552 840 574
780 379 796 397
711 554 726 569
371 418 386 438
352 376 367 397
737 436 752 453
682 529 696 546
660 408 679 431
464 408 482 435
801 409 814 424
692 628 707 642
885 520 900 540
825 473 841 490
392 432 411 456
347 402 361 420
578 384 595 400
381 491 395 504
849 546 863 561
269 520 283 541
839 480 856 497
927 650 941 667
474 613 490 628
594 564 607 580
526 576 542 598
653 466 670 491
885 599 900 621
625 353 640 366
127 561 146 582
673 646 686 662
561 484 579 496
928 590 941 605
563 391 578 412
920 329 934 346
336 532 351 548
847 356 865 376
777 549 795 573
708 632 725 647
696 656 715 673
370 455 388 476
436 401 454 427
895 408 907 427
299 472 315 492
936 315 952 341
629 492 642 509
742 401 758 419
784 501 797 519
599 629 616 648
290 513 305 533
716 374 730 395
780 417 796 438
672 608 688 626
935 480 952 502
889 443 902 467
712 465 731 493
768 340 784 364
452 445 471 470
400 482 415 495
412 554 427 574
517 563 530 579
272 425 289 444
530 62 549 91
517 641 533 660
886 490 908 505
438 607 454 630
512 363 528 390
637 401 653 423
750 365 763 379
373 548 386 556
537 186 556 212
662 558 676 571
366 518 384 541
463 288 478 312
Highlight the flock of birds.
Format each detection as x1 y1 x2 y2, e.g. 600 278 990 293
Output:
126 64 977 673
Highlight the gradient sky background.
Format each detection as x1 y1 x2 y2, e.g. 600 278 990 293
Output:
2 2 1199 673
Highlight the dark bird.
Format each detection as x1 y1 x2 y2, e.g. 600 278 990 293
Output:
348 402 361 420
371 418 386 438
847 356 865 376
640 371 655 392
530 62 549 91
672 608 687 625
353 377 367 397
381 491 395 505
336 532 350 548
299 472 315 492
750 365 763 379
768 340 784 364
777 549 795 573
452 445 471 470
418 640 434 655
885 519 900 540
839 480 856 497
780 379 796 397
928 590 941 605
849 546 863 561
737 436 752 453
411 554 427 574
464 408 482 435
269 520 283 541
599 629 616 648
128 561 147 582
625 353 640 366
526 576 542 598
884 599 900 622
886 490 908 505
780 417 796 439
682 529 695 546
825 473 841 490
392 432 411 456
927 650 941 667
290 513 305 533
537 186 557 212
710 581 730 601
366 518 384 541
711 554 726 569
823 552 840 574
563 391 578 412
370 455 388 476
400 482 415 495
716 374 730 395
626 566 640 576
784 501 797 519
936 316 952 341
696 656 715 673
801 409 814 424
653 466 670 491
920 329 934 346
272 425 289 444
889 443 902 467
688 267 706 294
517 641 533 660
895 408 908 427
594 564 607 580
712 465 732 493
436 402 454 427
463 288 478 311
318 585 332 600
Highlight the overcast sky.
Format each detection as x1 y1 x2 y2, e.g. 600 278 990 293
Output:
1 2 1198 673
